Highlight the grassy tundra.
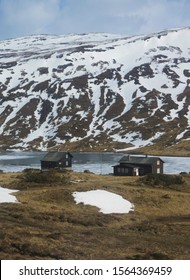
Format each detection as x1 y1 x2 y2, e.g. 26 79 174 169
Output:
0 170 189 260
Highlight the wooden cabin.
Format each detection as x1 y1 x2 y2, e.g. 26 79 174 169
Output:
113 155 164 176
41 151 73 171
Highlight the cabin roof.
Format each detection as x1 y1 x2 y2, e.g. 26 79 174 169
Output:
119 155 164 165
41 151 73 162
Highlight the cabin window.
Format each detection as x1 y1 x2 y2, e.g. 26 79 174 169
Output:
121 168 125 174
157 168 161 173
117 168 121 173
117 167 128 174
157 160 160 165
66 154 68 159
125 168 129 174
117 167 125 174
66 161 69 166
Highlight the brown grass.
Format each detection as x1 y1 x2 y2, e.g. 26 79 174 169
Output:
0 171 189 260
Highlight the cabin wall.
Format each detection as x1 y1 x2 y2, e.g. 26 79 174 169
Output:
113 162 163 176
61 156 72 167
41 161 57 169
152 161 164 174
138 164 152 175
113 166 134 176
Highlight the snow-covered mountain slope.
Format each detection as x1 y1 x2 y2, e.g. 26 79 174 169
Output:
0 28 190 151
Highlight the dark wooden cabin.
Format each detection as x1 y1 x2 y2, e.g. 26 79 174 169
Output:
113 155 164 176
41 151 73 170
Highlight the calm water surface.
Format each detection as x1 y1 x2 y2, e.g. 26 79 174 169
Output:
0 151 190 174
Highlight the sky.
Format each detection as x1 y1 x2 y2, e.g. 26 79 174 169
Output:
0 0 190 40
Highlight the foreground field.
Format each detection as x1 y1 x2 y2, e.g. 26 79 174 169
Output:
0 170 190 260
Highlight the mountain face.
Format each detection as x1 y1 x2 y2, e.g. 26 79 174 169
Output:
0 28 190 152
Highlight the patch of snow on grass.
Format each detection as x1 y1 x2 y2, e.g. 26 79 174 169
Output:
73 189 134 214
0 187 18 203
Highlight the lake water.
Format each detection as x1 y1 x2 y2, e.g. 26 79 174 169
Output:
0 151 190 174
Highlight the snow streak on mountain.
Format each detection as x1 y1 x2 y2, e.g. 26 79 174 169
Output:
0 28 190 151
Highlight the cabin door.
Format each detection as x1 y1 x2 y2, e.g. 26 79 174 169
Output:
134 168 139 176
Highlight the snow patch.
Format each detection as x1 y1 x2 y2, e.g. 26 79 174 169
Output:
73 189 134 214
0 187 19 203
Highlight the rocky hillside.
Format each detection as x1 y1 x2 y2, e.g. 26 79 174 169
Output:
0 28 190 152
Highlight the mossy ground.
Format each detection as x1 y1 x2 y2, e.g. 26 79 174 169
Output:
0 171 190 260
